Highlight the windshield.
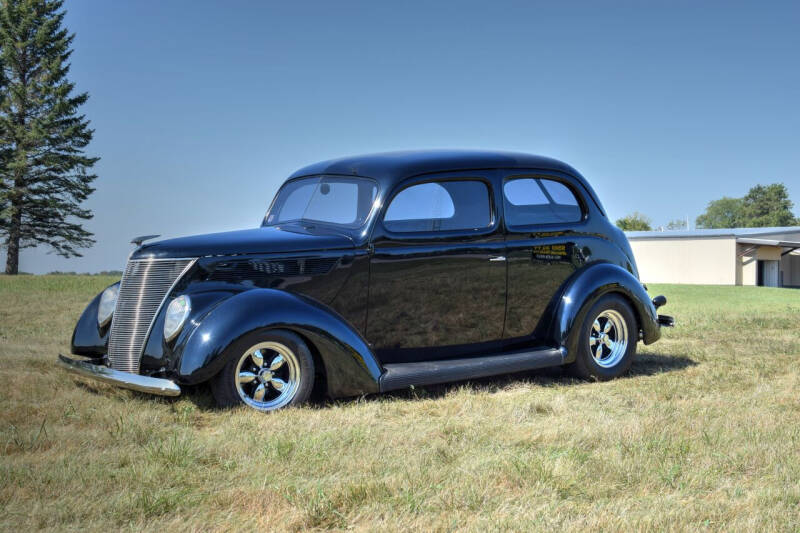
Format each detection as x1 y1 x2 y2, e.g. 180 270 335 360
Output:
265 176 378 229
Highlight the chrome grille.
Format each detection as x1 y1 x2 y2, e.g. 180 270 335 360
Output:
108 258 195 373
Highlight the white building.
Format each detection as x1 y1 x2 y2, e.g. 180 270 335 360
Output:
625 226 800 287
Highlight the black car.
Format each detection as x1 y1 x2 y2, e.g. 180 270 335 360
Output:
59 150 673 412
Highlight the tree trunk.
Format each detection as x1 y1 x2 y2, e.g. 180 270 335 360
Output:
5 150 26 275
5 203 21 275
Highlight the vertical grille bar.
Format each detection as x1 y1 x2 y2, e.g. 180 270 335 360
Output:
108 258 195 373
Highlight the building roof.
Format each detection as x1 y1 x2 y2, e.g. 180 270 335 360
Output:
736 237 800 248
625 226 800 240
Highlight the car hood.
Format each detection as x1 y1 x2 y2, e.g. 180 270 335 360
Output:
131 226 354 260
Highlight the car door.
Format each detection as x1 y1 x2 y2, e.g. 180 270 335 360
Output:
367 172 507 363
501 172 591 340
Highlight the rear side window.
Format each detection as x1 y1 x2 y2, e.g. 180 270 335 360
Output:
384 180 491 232
503 178 582 227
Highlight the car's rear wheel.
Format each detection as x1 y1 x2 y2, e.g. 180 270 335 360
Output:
211 329 314 411
568 294 637 381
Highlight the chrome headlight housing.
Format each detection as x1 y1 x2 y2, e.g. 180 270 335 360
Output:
163 295 191 342
97 285 119 327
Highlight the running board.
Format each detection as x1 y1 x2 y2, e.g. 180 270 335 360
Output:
379 347 565 392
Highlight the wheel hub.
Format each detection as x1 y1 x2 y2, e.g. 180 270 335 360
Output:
234 341 301 411
589 309 629 368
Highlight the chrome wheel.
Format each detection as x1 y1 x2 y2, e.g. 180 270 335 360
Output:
235 341 301 411
589 309 629 368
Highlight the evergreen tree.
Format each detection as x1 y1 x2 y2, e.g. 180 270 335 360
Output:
0 0 97 274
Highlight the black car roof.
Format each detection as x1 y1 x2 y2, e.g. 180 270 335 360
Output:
288 149 605 214
290 149 578 182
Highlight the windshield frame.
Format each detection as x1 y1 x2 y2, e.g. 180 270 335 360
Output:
263 175 380 232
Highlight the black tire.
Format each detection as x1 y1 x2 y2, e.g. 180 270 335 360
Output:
211 329 315 411
567 294 637 381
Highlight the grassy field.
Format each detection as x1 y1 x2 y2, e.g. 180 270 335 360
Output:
1 276 799 531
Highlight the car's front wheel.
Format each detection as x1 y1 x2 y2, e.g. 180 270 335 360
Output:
568 294 637 381
211 329 314 411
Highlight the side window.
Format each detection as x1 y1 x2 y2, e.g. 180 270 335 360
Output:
384 180 491 232
503 178 582 227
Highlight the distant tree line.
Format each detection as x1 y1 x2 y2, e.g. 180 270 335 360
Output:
615 183 798 232
695 183 797 229
46 270 122 276
615 212 652 231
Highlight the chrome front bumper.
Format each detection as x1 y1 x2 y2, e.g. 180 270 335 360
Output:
58 354 181 397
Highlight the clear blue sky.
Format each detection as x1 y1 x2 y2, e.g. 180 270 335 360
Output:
8 0 800 273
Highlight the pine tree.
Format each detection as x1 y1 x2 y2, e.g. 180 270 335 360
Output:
0 0 97 274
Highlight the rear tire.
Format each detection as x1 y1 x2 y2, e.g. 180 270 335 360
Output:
568 294 637 381
211 329 314 411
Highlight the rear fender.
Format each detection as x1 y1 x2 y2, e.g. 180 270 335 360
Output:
548 263 660 363
176 289 381 397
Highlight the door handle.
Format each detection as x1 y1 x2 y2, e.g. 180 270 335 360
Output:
489 256 506 262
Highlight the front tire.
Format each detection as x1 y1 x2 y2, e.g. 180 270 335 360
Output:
211 329 314 411
568 294 637 381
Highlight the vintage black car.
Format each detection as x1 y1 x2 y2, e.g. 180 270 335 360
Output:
59 150 673 412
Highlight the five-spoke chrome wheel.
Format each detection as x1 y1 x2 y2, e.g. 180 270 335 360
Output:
589 309 629 369
235 341 301 411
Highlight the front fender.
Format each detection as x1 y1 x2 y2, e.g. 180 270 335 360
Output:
175 289 382 397
71 282 119 356
550 263 660 363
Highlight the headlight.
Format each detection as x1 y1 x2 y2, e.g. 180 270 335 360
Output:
97 285 119 327
163 295 191 342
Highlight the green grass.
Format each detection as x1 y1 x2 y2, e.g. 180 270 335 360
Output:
1 276 799 531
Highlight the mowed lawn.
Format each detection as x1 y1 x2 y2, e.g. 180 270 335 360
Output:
1 276 799 532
